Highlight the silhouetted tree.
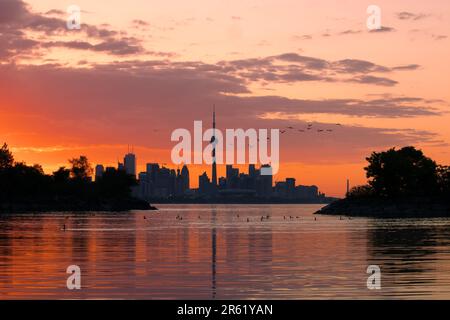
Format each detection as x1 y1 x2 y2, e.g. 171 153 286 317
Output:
52 167 71 197
0 145 145 211
365 146 439 197
69 156 93 180
437 166 450 197
347 185 375 199
53 167 71 184
96 168 137 199
1 162 52 201
0 143 14 169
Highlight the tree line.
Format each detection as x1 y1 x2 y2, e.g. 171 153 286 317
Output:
348 146 450 199
0 143 137 204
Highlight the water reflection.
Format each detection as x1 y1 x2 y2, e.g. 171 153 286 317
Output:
1 205 450 299
211 207 216 299
365 220 450 298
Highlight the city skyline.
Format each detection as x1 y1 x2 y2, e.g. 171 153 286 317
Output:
1 0 449 197
91 108 328 200
95 149 330 201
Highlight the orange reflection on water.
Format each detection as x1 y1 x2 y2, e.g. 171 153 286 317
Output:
1 204 450 299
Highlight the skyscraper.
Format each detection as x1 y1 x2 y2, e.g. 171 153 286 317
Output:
199 172 211 195
258 164 273 197
95 164 104 181
181 165 190 190
211 105 217 189
249 164 256 177
124 152 136 177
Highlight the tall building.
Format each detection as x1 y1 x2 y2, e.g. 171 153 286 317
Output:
286 178 296 198
199 172 211 195
226 164 239 189
258 164 273 197
211 106 217 189
124 153 136 177
249 164 257 178
181 165 190 190
146 163 159 182
95 164 104 181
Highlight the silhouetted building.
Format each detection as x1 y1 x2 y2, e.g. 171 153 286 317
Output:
181 165 190 191
296 185 319 199
135 162 191 199
286 178 296 198
175 166 190 196
132 158 323 201
146 163 159 182
249 164 257 178
199 172 211 195
124 153 136 178
274 181 287 198
136 172 150 199
105 166 116 173
256 165 272 198
218 177 227 189
95 164 104 181
226 164 239 189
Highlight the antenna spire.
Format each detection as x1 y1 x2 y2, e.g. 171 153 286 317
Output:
213 104 216 129
211 104 217 188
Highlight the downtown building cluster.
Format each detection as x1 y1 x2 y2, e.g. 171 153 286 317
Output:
95 152 325 202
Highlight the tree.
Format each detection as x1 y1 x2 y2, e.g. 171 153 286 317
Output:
0 143 14 169
96 168 137 199
53 167 71 184
437 166 450 196
2 162 51 200
365 146 438 197
69 156 93 180
347 185 375 199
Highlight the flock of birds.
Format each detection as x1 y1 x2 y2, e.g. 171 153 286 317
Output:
156 122 344 149
280 123 342 135
242 123 343 147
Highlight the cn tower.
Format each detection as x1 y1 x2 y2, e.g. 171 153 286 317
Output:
211 105 217 188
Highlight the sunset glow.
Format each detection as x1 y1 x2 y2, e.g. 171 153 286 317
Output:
1 0 450 196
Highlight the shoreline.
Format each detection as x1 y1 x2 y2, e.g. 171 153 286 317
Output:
315 197 450 217
0 198 158 213
143 198 336 205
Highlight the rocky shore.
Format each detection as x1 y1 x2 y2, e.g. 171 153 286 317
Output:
315 197 450 217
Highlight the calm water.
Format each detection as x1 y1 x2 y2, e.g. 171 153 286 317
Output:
1 204 450 299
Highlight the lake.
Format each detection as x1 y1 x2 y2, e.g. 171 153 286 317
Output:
1 204 450 299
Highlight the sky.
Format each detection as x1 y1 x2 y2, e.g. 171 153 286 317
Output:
1 0 449 197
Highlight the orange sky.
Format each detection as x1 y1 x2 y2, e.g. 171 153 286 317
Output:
1 0 449 197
